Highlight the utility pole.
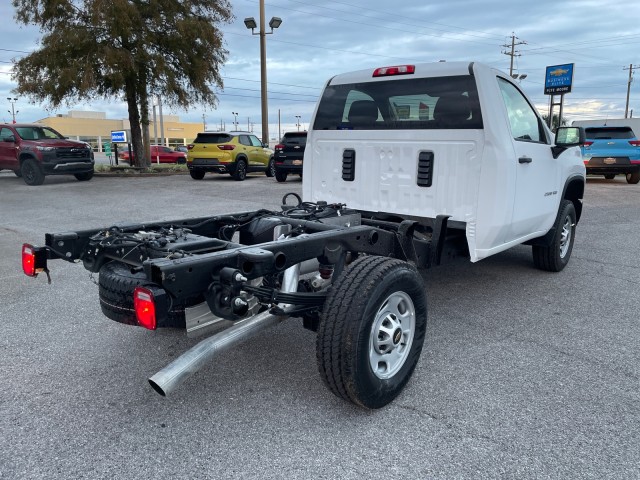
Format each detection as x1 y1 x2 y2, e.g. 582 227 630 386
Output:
202 113 206 131
502 33 526 76
624 64 639 119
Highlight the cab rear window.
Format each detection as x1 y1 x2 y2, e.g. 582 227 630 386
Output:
313 75 482 130
194 133 232 143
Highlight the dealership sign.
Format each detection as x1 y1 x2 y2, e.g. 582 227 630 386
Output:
111 130 127 143
544 64 574 95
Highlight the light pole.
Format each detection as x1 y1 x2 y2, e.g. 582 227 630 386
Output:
244 3 282 145
7 97 18 124
232 111 238 130
510 73 528 83
295 115 301 131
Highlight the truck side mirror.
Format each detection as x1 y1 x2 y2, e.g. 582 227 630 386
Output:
552 126 585 159
555 126 585 147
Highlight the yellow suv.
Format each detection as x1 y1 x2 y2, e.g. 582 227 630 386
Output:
186 131 275 181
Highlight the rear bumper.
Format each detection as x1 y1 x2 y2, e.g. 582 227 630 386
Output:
188 157 237 174
584 159 640 175
275 157 303 174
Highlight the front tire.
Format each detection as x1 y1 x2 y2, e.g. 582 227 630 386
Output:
266 158 275 177
74 171 94 181
532 199 576 272
189 169 205 180
233 159 247 181
275 171 288 183
626 171 640 184
21 158 45 186
316 256 427 409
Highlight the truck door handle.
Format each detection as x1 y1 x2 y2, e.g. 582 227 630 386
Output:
519 156 532 164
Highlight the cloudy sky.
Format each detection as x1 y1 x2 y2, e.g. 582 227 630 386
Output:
1 0 639 140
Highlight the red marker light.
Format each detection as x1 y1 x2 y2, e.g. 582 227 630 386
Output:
187 144 194 150
583 141 593 147
22 244 36 277
628 140 640 147
134 287 157 330
373 65 415 77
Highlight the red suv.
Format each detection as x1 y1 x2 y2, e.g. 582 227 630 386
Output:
0 123 94 185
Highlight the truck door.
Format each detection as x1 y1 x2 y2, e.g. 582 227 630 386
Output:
497 78 559 241
0 127 18 169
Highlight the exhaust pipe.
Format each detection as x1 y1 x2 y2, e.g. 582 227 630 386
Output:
149 310 284 396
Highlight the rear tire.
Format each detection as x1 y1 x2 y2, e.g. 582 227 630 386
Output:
21 158 45 186
233 159 247 181
604 174 615 180
98 261 200 328
275 171 288 183
532 199 576 272
189 169 205 180
626 171 640 184
316 256 427 409
74 171 94 181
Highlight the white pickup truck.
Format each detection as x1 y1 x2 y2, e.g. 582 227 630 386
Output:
22 61 586 409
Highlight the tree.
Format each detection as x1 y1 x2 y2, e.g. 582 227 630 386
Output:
542 113 568 131
11 0 233 168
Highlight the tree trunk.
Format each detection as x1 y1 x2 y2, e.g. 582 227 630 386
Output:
125 77 144 168
139 69 151 168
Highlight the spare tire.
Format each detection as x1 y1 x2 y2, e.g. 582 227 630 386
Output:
98 261 201 328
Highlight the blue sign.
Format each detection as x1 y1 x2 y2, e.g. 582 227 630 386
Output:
544 64 574 95
111 130 127 143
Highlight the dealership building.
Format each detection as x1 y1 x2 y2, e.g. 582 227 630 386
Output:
37 110 204 152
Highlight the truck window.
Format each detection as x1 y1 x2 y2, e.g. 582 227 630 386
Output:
0 127 14 141
194 133 232 144
313 75 483 130
497 77 546 143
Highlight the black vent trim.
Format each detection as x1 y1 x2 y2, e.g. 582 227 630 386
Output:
417 151 434 187
342 149 355 181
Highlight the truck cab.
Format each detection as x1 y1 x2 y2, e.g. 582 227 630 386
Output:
303 61 585 262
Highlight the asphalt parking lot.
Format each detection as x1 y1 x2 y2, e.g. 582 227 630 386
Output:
1 171 639 479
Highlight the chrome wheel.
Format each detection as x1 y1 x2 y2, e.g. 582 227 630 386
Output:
369 291 416 379
559 215 572 259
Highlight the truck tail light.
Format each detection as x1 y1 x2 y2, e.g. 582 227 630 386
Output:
372 65 415 77
629 140 640 147
187 144 194 150
218 144 235 150
134 287 157 330
275 144 284 151
22 244 37 277
22 243 47 277
583 141 593 147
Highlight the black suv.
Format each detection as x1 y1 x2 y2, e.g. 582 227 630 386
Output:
273 132 306 182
